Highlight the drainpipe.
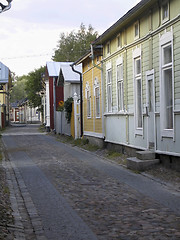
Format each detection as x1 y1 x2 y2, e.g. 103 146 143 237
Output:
90 44 103 71
53 77 56 132
70 64 83 138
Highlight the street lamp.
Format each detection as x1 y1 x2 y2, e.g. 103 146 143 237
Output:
0 0 12 13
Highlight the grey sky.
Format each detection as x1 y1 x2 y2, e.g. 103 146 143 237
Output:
0 0 140 76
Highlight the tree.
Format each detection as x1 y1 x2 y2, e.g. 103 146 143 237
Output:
52 23 98 62
25 66 45 108
10 75 27 103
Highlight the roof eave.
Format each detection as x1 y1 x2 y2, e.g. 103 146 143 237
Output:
93 0 155 45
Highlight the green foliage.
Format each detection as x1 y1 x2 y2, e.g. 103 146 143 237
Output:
25 66 45 108
52 23 98 62
64 97 73 123
10 76 27 103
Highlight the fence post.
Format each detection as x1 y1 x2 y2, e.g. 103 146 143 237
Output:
74 93 78 139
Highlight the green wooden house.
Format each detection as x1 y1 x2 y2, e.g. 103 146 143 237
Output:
92 0 180 168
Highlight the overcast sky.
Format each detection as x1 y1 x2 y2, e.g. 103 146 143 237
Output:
0 0 140 76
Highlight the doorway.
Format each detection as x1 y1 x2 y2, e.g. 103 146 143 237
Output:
146 70 155 150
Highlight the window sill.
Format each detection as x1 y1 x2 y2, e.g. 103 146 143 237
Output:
135 128 143 136
161 129 173 138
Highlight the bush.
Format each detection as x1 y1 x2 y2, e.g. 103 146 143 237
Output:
64 97 73 123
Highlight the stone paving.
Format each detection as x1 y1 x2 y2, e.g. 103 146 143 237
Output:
19 135 180 240
2 125 180 240
2 146 47 240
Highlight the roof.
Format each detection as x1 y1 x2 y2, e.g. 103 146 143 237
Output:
46 61 74 77
0 62 9 83
61 64 82 83
93 0 155 45
46 61 82 83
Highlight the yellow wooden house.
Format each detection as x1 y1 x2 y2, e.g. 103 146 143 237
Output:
75 47 104 146
0 62 12 127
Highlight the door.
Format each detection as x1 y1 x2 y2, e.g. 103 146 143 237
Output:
146 71 155 150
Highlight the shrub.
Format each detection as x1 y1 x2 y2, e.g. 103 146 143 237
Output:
64 97 73 123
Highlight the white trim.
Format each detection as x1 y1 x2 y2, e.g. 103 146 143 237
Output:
117 33 122 50
159 29 174 139
132 46 141 59
84 131 104 139
106 61 112 70
146 69 156 150
104 138 147 151
106 41 111 57
94 78 100 118
116 56 124 112
116 56 123 66
106 63 112 113
134 20 140 40
133 47 143 136
102 15 179 64
161 0 169 24
155 149 180 157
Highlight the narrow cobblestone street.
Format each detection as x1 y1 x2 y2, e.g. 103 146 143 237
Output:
1 124 180 240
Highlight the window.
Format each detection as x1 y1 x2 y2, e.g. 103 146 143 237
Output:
87 90 91 118
162 1 169 23
94 77 100 118
107 67 112 112
160 30 174 137
117 34 122 49
95 87 100 117
117 62 124 111
107 42 110 55
162 44 173 130
134 57 142 129
85 82 91 118
133 47 142 134
134 21 139 39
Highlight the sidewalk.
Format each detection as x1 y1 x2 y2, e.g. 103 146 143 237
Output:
0 139 46 240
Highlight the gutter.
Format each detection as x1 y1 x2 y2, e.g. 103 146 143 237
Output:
93 0 155 45
70 64 83 138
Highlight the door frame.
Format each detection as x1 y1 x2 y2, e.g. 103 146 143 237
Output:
146 70 155 150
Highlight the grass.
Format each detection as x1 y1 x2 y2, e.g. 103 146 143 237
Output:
39 125 46 133
107 151 124 159
50 132 128 166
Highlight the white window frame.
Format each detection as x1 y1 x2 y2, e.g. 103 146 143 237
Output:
133 47 143 135
117 34 122 49
161 0 169 24
107 41 111 56
85 82 91 118
94 77 100 118
116 57 124 112
159 30 174 138
106 62 112 113
134 21 140 40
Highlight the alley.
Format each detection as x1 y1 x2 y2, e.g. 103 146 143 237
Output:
2 124 180 240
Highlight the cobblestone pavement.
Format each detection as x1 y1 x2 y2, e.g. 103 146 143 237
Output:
2 125 180 240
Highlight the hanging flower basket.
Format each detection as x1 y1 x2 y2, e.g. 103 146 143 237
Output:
57 100 64 112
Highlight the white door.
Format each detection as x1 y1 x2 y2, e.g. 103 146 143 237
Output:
146 71 155 150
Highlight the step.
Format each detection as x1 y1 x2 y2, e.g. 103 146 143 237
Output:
136 150 155 160
127 157 159 171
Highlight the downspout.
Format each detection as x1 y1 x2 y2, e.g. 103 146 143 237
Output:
70 64 83 138
90 45 103 71
53 77 56 132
